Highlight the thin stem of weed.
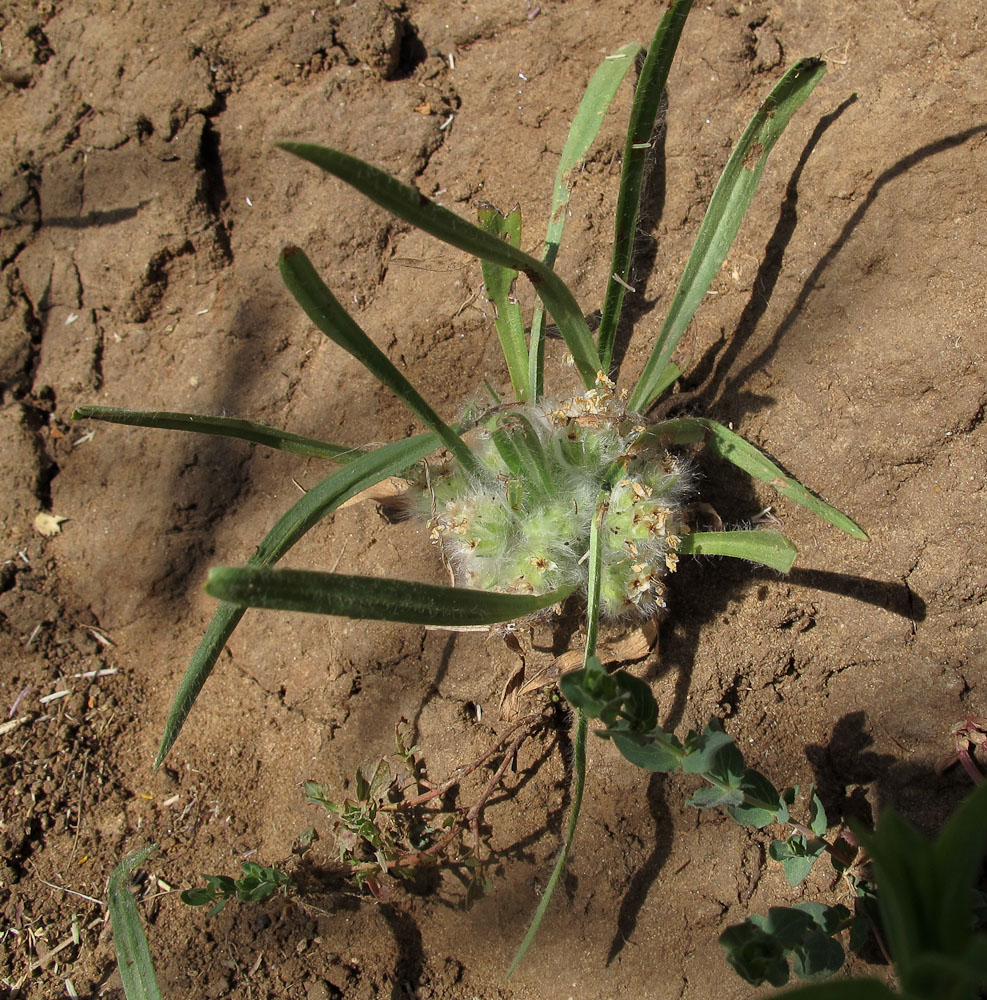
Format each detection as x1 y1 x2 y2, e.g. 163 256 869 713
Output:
391 711 547 810
506 710 588 979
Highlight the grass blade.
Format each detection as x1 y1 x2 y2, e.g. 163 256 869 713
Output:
477 205 530 402
507 490 606 976
679 529 797 572
932 781 987 957
506 711 588 978
157 432 441 765
628 58 827 412
529 40 643 388
280 246 480 477
277 142 603 389
643 417 867 538
72 405 360 462
598 0 695 371
107 845 163 1000
205 567 574 626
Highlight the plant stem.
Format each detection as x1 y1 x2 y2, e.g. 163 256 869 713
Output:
392 712 546 810
506 710 588 978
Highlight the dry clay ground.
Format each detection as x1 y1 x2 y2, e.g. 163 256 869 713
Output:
2 0 986 997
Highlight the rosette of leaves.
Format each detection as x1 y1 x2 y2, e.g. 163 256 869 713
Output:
79 0 866 972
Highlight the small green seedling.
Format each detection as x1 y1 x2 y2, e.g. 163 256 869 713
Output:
304 716 551 905
81 0 867 977
742 779 987 999
180 861 293 916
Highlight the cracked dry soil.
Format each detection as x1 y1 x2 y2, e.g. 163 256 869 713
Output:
2 1 986 998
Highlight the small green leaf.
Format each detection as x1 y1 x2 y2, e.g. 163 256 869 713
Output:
689 784 744 810
559 666 621 722
180 887 214 907
478 205 529 402
728 769 784 829
784 851 823 887
612 732 684 772
681 725 737 774
794 902 852 935
750 906 813 950
679 529 798 573
809 789 828 836
791 930 845 982
719 921 791 987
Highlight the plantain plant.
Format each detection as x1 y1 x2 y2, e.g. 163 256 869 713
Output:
80 0 867 974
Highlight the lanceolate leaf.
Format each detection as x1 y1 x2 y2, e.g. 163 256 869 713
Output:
629 58 827 412
205 566 574 627
679 529 798 573
529 39 643 390
642 417 867 539
156 432 442 766
508 710 589 978
73 406 359 462
278 142 603 388
598 0 695 370
279 246 480 477
477 205 530 403
107 845 163 1000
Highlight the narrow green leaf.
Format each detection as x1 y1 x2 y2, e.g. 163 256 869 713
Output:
645 416 867 538
72 406 360 461
278 142 603 388
629 58 827 412
599 0 695 370
279 246 480 477
931 780 987 951
584 491 609 655
477 206 530 402
205 566 574 627
507 711 588 977
157 432 442 766
507 504 605 976
491 413 554 499
679 529 798 573
857 809 938 986
809 789 828 836
107 845 163 1000
529 40 644 385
